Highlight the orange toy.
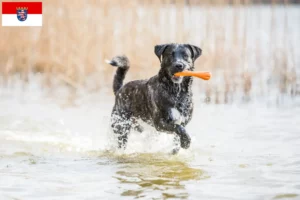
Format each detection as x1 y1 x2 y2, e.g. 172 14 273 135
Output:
174 71 211 80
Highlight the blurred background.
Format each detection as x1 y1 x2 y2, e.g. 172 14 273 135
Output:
1 1 300 199
0 0 299 104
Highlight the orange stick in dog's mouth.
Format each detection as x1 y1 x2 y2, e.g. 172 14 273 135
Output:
174 71 211 80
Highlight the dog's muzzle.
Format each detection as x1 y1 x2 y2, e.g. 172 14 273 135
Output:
171 63 188 83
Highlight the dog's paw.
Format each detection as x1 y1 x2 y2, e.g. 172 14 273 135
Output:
180 133 191 149
136 125 144 133
171 147 180 155
133 124 144 133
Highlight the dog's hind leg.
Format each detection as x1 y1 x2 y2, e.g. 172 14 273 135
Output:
131 118 144 133
111 111 132 149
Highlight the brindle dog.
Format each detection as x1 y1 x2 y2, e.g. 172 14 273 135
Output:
107 43 202 152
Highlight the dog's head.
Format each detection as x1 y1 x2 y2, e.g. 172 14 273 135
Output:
155 43 202 83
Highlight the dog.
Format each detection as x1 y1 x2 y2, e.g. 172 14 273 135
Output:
107 43 202 152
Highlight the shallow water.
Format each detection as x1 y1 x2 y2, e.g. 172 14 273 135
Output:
0 81 300 200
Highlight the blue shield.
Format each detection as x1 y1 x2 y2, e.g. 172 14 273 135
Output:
16 9 28 22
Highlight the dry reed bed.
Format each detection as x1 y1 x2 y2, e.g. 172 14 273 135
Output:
0 0 299 103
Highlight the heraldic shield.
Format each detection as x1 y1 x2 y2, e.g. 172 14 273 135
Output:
16 9 28 22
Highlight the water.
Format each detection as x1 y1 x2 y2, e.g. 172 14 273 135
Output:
0 77 299 200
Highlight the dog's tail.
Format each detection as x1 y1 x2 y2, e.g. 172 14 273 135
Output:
106 55 130 95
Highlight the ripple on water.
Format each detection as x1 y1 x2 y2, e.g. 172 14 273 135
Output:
98 152 210 199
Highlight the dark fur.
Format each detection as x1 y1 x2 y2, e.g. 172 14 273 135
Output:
108 43 202 151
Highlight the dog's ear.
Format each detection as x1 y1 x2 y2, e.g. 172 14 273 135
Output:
154 44 168 62
186 44 202 61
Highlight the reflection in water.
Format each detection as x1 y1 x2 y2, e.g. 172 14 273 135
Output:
107 153 209 199
273 194 298 199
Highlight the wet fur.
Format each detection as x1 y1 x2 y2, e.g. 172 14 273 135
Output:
108 43 202 152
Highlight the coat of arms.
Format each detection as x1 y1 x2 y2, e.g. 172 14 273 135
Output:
16 7 28 22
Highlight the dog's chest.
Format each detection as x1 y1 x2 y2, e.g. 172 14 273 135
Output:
170 108 184 125
170 99 193 125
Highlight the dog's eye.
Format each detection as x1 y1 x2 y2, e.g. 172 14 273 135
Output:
183 54 188 60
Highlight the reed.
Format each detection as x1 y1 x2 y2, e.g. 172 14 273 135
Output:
0 0 298 103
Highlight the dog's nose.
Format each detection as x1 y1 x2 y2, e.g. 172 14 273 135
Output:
175 63 184 70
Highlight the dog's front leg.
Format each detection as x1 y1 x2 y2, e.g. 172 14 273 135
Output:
154 116 191 149
174 124 191 149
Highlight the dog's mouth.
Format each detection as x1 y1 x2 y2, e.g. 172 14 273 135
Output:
172 74 180 80
171 74 183 83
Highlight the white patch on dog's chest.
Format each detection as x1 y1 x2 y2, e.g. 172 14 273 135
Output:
171 108 184 125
